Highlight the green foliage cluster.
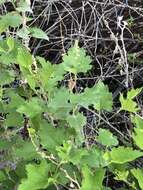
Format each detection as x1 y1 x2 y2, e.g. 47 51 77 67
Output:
0 1 143 190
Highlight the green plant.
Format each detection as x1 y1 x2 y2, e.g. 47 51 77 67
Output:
127 16 134 28
0 1 143 190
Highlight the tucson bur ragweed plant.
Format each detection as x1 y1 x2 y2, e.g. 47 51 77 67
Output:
0 1 143 190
